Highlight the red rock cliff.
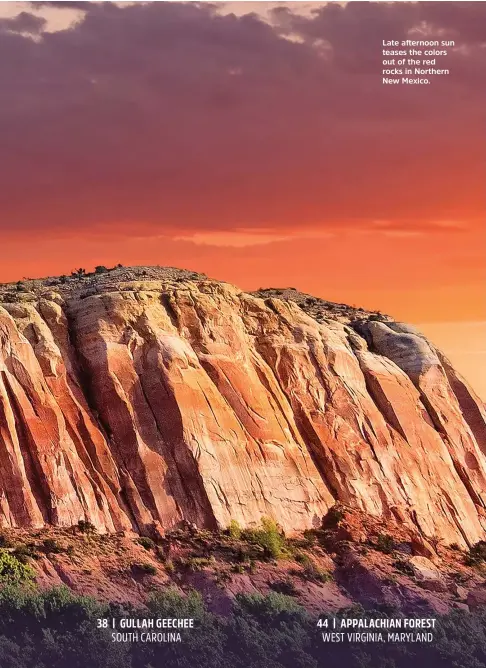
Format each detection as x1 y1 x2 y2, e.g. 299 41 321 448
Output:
0 271 485 547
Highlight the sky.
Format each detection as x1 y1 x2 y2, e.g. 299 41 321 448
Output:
0 1 485 398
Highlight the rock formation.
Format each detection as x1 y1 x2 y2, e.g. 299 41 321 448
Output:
0 268 485 548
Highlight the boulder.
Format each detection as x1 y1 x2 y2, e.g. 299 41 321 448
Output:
409 556 447 592
467 586 486 609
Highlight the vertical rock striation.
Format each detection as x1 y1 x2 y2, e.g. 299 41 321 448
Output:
0 274 485 547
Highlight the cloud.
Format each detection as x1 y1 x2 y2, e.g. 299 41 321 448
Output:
174 230 293 247
174 226 338 247
0 1 484 240
0 10 46 35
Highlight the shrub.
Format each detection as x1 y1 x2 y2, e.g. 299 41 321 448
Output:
231 563 246 574
235 591 303 617
304 564 332 583
234 546 251 563
41 538 62 555
131 562 157 576
94 265 108 274
450 570 469 585
374 533 396 554
292 553 332 583
0 534 13 549
77 519 97 535
185 557 213 572
0 551 35 585
137 537 155 551
465 540 486 566
301 530 318 547
268 579 298 597
164 559 175 574
147 587 205 620
393 559 415 576
294 551 312 567
323 506 344 528
227 520 242 540
242 517 286 560
12 544 39 563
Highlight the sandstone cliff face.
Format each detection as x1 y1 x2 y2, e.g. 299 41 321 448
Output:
0 274 485 547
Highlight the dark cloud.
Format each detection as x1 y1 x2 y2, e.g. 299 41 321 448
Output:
0 1 484 237
0 11 47 34
29 1 90 9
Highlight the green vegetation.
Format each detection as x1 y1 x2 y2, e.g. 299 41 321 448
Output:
69 264 123 280
9 537 69 560
0 583 484 667
323 505 345 528
231 559 256 575
227 520 242 540
41 538 63 555
163 558 175 574
303 564 332 583
186 556 214 571
294 551 312 567
241 517 288 560
131 562 157 576
268 578 298 596
12 543 39 563
374 533 396 554
393 559 415 576
300 530 319 547
0 551 35 585
137 537 155 551
223 517 290 561
172 556 215 573
231 563 246 574
77 519 97 535
0 534 14 549
292 553 332 583
292 552 333 582
466 540 486 566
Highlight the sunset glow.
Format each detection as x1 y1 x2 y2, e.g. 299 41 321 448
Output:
0 1 484 396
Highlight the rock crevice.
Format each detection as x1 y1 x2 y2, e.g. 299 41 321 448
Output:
0 277 484 548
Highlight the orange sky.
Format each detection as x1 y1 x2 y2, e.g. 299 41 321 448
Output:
0 1 485 397
1 225 485 324
1 227 485 399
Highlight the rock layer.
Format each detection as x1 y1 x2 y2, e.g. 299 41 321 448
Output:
0 275 485 547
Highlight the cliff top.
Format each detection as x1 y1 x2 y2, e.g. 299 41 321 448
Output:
0 264 390 324
0 264 206 295
252 286 390 324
